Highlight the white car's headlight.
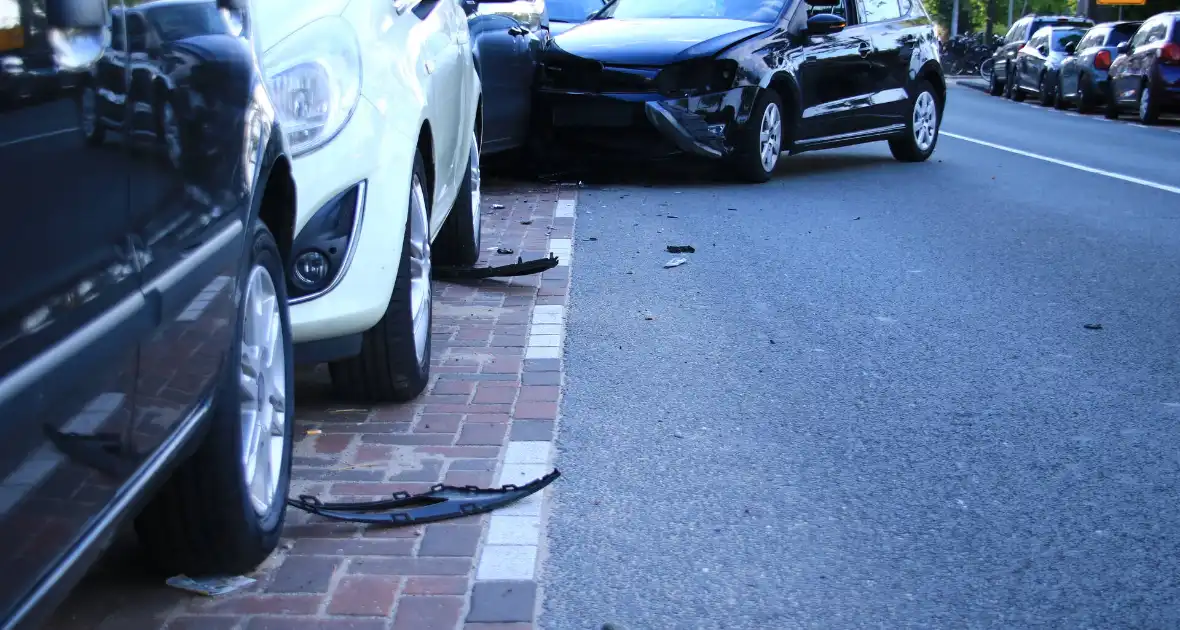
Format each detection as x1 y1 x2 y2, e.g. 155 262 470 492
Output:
263 17 361 157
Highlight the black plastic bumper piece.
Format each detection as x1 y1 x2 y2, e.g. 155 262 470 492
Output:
287 469 561 526
295 333 363 365
434 254 560 280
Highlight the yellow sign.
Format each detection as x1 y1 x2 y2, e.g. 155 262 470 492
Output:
0 26 23 53
1096 0 1145 5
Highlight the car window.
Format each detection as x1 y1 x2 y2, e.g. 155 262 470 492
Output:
547 0 604 22
598 0 787 22
1052 28 1084 51
1006 20 1025 43
1106 25 1136 46
805 0 848 20
1130 19 1154 47
126 13 147 52
1077 29 1104 51
1142 19 1168 45
146 2 229 41
858 0 900 23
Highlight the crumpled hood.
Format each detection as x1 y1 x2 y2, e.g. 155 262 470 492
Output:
253 0 352 53
551 18 771 66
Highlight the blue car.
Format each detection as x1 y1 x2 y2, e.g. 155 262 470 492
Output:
1057 20 1142 112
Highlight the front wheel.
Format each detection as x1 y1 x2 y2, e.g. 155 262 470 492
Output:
1009 71 1026 102
1137 81 1161 124
986 61 1004 96
728 88 784 183
1076 76 1095 114
1038 73 1054 106
1104 81 1120 119
434 130 482 266
888 81 940 163
329 151 433 402
135 219 295 576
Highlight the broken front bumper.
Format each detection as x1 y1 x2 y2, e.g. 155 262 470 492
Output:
538 85 759 159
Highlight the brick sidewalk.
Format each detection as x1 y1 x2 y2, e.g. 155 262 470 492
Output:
49 180 575 630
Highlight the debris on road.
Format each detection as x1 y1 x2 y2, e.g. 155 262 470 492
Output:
166 575 256 597
664 257 688 268
1084 323 1104 330
520 219 533 225
854 217 861 221
305 429 322 436
666 245 695 254
436 254 560 279
287 470 561 526
666 214 679 218
728 208 738 211
584 237 598 241
496 247 515 255
491 203 506 209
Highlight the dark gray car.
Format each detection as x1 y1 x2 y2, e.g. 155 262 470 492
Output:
1057 21 1141 112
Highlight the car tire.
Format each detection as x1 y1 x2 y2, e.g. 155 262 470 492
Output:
728 88 784 183
1038 73 1054 106
433 130 482 266
78 85 105 146
988 65 1004 96
1009 71 1026 102
135 219 295 576
888 80 940 163
329 150 432 402
1076 76 1095 114
1137 80 1160 125
1104 81 1120 119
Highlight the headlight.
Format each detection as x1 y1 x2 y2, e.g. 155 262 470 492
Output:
263 17 361 157
654 58 738 98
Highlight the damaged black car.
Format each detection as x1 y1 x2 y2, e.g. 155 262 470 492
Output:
533 0 946 182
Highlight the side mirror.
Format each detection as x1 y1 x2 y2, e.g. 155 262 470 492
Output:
1116 41 1130 55
805 13 846 36
46 0 107 29
1063 41 1076 54
1038 45 1048 55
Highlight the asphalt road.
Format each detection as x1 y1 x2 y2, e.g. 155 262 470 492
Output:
541 82 1180 630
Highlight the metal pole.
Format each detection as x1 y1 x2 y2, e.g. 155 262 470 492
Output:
1007 0 1014 28
952 0 960 36
1119 6 1124 19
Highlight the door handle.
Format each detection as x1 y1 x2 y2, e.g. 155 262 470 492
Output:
508 25 527 36
858 42 872 58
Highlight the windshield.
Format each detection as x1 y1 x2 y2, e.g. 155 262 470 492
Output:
1031 18 1091 37
146 2 228 41
1051 28 1085 51
548 0 605 22
1106 25 1136 46
596 0 786 22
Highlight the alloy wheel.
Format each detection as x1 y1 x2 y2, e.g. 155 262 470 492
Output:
239 263 287 517
1139 86 1151 121
469 132 481 241
759 101 781 173
913 91 937 152
80 87 97 136
409 174 432 365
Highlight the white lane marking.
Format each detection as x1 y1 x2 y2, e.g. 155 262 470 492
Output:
0 127 79 149
943 132 1180 196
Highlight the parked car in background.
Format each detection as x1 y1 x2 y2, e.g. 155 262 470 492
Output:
545 0 602 34
255 0 506 402
534 0 946 182
1056 20 1141 112
988 14 1093 96
466 0 547 155
1105 11 1180 124
1009 24 1086 105
0 0 297 626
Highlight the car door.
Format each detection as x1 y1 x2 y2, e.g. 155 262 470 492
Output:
127 0 243 457
1120 17 1167 105
470 1 540 153
795 0 875 139
1112 18 1155 105
1022 31 1048 90
1060 28 1099 97
419 0 466 227
855 0 915 129
996 17 1028 81
0 0 144 623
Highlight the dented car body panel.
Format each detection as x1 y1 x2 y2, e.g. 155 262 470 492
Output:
535 0 944 161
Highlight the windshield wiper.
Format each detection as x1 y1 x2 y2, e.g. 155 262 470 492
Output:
588 0 618 20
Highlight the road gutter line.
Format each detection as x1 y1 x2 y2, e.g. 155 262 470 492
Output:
0 127 79 149
943 131 1180 196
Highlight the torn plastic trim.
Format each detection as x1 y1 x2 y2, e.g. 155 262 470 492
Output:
286 469 561 526
434 254 559 280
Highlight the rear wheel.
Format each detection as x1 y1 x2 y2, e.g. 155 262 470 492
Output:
728 88 783 183
329 151 432 402
136 219 294 576
1137 81 1161 124
988 63 1004 96
1076 75 1095 114
888 80 940 163
434 130 482 266
1038 73 1054 106
1104 81 1120 119
1009 70 1026 102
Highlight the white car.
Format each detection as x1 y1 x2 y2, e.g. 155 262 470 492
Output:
254 0 502 401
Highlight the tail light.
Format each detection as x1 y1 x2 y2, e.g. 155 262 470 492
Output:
1161 43 1180 65
1094 49 1112 70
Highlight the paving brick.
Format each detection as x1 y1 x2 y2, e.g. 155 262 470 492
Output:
509 420 554 441
392 596 464 630
430 380 475 395
328 576 401 616
512 401 558 420
517 385 559 402
457 423 508 446
390 459 444 482
266 555 340 593
467 581 537 623
463 624 534 630
425 403 512 415
415 414 463 433
194 595 321 615
416 446 501 458
472 385 517 404
314 434 353 454
462 413 512 424
481 358 522 374
445 470 495 487
352 444 394 464
419 524 483 557
292 538 416 556
449 458 498 471
166 616 243 630
403 577 470 596
521 371 561 386
247 618 387 630
349 557 473 576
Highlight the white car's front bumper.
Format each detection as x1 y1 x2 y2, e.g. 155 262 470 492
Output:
288 95 414 348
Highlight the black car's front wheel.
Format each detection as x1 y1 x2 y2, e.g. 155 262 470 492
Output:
1138 80 1161 124
988 65 1004 96
889 80 940 163
78 85 105 146
1076 75 1095 114
729 88 784 183
1038 73 1054 107
135 218 295 576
